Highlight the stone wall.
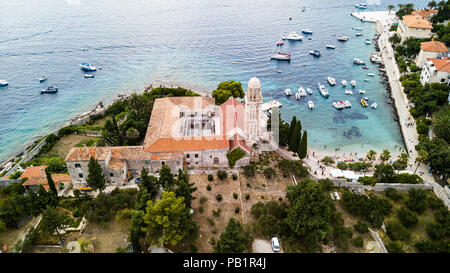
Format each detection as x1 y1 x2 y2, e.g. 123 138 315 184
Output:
329 178 433 193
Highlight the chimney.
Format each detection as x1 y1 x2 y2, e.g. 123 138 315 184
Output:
40 167 45 178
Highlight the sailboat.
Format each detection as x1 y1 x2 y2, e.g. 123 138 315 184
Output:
271 44 291 61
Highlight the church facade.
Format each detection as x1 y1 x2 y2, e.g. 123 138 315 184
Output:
65 77 267 188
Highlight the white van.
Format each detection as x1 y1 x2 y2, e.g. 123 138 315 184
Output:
271 237 280 252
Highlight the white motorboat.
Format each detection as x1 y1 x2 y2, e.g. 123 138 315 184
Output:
295 92 300 100
84 74 95 78
79 62 97 71
276 38 284 46
341 80 347 87
309 49 321 57
371 102 377 109
317 83 329 98
298 86 307 96
308 100 315 109
286 32 303 41
39 76 48 82
363 97 369 101
353 27 362 31
364 79 370 82
306 88 312 95
367 73 375 76
0 80 8 86
359 89 366 94
271 51 291 61
333 101 345 110
365 38 372 45
345 89 353 95
344 100 352 108
285 88 292 96
302 29 313 34
355 3 368 9
351 80 356 87
356 33 363 36
327 77 336 86
353 58 365 65
326 45 336 49
338 36 349 42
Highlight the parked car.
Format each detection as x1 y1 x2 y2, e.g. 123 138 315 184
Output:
135 177 142 184
271 237 280 252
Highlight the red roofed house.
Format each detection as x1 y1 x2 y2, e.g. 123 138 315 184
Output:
397 14 433 43
420 56 450 85
65 78 268 188
416 41 448 67
20 166 71 192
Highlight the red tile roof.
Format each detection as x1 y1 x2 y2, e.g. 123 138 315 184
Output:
420 41 448 52
402 15 433 29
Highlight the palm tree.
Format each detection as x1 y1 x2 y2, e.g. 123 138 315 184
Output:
387 5 395 14
428 0 437 9
126 127 140 141
97 120 121 146
432 109 450 141
399 152 409 165
367 150 377 163
414 150 428 174
379 149 391 163
438 0 446 9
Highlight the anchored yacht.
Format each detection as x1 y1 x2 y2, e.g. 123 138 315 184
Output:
286 32 303 40
327 77 336 86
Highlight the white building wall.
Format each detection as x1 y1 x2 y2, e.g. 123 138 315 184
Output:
416 50 440 67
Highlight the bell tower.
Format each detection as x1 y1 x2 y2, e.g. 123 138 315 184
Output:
244 77 263 147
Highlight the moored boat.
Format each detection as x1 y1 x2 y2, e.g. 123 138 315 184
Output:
317 83 329 98
41 86 58 94
276 38 284 46
353 58 365 65
285 88 292 96
0 80 8 86
355 33 363 36
341 80 347 87
327 77 336 86
355 3 368 9
359 89 366 94
79 63 97 71
371 102 377 109
302 29 313 34
326 45 336 49
344 100 352 108
39 76 48 82
338 36 349 42
345 89 353 95
360 98 368 107
309 49 321 57
308 100 315 109
298 86 307 96
84 74 95 78
295 92 300 100
306 88 312 95
286 31 303 40
367 73 375 76
365 38 371 44
351 80 356 87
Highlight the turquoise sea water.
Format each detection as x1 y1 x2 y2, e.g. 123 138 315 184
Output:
0 0 428 161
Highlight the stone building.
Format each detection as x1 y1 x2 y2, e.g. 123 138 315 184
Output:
20 166 71 192
420 56 450 85
415 41 448 67
397 14 433 43
65 77 267 188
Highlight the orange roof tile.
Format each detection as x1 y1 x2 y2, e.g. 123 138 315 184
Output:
431 57 450 72
402 15 433 29
412 9 437 19
151 152 184 160
420 41 448 52
65 146 152 161
145 137 229 152
20 166 47 179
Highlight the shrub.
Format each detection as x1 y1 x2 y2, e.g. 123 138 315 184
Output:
207 217 215 226
233 193 238 199
207 185 211 191
384 188 403 201
209 237 216 245
212 208 221 217
398 208 418 228
263 167 276 179
354 221 369 234
232 173 238 180
217 170 227 180
352 235 364 248
245 194 250 200
386 241 404 253
226 148 246 168
427 196 444 210
207 174 214 181
242 165 255 177
319 179 334 191
358 176 377 186
261 195 265 199
198 206 204 214
321 156 335 165
337 162 347 170
8 171 23 180
235 208 240 214
386 220 411 241
406 188 427 214
216 194 222 202
200 196 208 204
425 222 446 240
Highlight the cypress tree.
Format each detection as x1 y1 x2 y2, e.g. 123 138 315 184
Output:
45 168 58 195
289 121 302 152
86 157 106 193
288 116 297 143
298 130 308 159
112 115 123 145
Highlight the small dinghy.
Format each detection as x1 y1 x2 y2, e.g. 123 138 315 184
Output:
298 86 307 97
0 80 8 86
344 100 352 108
295 92 300 100
39 76 48 82
351 80 356 87
326 45 336 49
371 102 377 109
285 88 292 96
327 77 336 86
367 73 375 76
356 33 363 36
365 38 371 45
341 80 347 87
306 88 312 95
359 89 366 94
308 100 315 110
84 74 95 78
345 89 353 95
